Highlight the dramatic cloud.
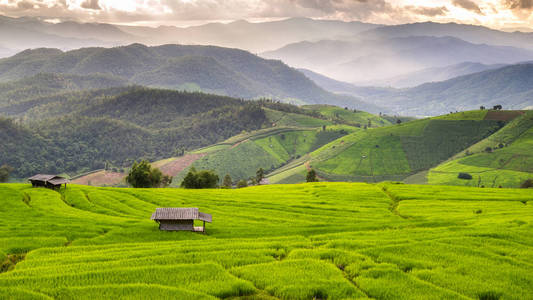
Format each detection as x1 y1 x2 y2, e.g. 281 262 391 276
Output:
453 0 484 14
504 0 533 9
80 0 101 10
0 0 530 30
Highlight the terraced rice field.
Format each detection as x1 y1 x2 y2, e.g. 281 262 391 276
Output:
1 182 532 299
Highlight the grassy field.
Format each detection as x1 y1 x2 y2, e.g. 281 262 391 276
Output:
428 111 533 188
0 182 532 299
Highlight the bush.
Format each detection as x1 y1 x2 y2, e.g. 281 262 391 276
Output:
125 161 170 188
520 179 533 189
222 174 232 189
181 168 219 189
236 180 248 188
458 173 473 180
0 165 14 183
306 169 318 182
485 147 493 153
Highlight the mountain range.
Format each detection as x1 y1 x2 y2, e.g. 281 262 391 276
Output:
0 44 378 112
262 36 533 83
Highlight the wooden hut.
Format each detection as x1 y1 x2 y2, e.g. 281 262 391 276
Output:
28 174 70 189
151 207 212 233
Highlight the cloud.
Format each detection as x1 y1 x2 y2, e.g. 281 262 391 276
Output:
405 5 449 17
81 0 101 10
452 0 484 14
503 0 533 10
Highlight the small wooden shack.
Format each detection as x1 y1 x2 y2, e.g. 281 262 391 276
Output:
151 207 212 233
28 174 70 189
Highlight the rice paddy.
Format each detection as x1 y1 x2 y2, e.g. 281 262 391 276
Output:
0 182 532 299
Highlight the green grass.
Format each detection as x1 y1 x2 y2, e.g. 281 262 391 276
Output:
181 128 347 183
429 111 533 187
303 104 392 127
271 116 503 183
0 182 532 299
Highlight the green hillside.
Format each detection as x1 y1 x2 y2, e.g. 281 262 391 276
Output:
269 110 507 184
0 183 532 299
428 110 533 187
0 88 269 177
302 104 392 127
0 44 379 111
174 126 351 185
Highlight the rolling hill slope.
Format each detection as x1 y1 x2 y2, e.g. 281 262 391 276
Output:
0 44 378 111
428 111 533 188
268 110 512 184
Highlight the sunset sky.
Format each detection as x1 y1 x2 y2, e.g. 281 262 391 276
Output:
0 0 532 29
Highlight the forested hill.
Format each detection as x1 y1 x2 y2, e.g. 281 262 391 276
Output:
0 87 270 177
0 44 379 112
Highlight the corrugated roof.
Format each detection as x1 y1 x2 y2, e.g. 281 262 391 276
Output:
151 207 212 222
48 178 70 185
28 174 57 181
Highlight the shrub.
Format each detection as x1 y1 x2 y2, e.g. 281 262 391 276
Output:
222 174 233 189
458 173 473 180
306 169 318 182
181 168 219 189
0 165 13 183
125 161 169 188
236 180 248 188
485 147 493 153
520 179 533 189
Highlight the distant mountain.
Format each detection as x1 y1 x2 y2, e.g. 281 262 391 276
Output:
370 63 533 116
262 36 533 83
373 62 507 88
0 15 123 54
0 16 380 57
0 44 380 111
298 68 395 99
118 18 381 52
361 21 533 50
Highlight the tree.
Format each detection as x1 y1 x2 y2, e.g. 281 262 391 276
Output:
222 174 232 188
125 160 167 188
306 169 318 182
237 179 248 188
256 168 265 184
480 106 485 110
0 165 13 183
458 173 473 180
181 168 219 189
493 105 502 110
521 179 533 188
396 119 402 124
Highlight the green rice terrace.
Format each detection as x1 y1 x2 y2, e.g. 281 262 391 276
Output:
1 182 532 299
268 110 533 187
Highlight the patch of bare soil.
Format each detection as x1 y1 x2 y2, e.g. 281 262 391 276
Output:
484 110 524 121
158 153 207 176
72 171 126 186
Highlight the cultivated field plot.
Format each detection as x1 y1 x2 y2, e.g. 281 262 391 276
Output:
0 183 532 299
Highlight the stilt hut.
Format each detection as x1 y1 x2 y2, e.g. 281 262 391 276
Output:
151 207 212 233
28 174 70 189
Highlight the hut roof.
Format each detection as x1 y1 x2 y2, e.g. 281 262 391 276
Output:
48 178 70 185
151 207 212 223
28 174 57 181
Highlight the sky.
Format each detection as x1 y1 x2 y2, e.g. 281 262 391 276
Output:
0 0 532 30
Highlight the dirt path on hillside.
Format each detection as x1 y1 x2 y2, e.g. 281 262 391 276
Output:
230 139 249 149
72 171 126 186
158 153 207 176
